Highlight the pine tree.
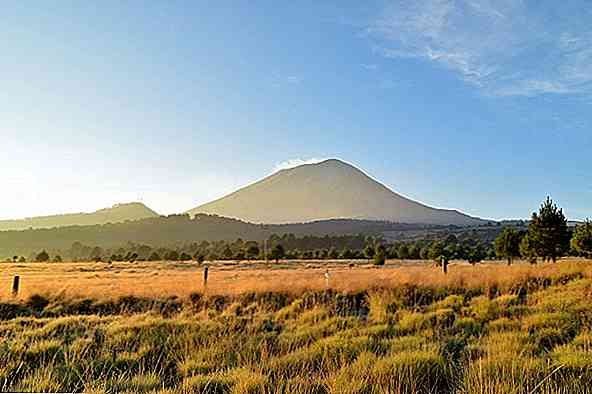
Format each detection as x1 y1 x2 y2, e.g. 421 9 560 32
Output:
373 244 386 266
35 250 50 263
494 228 522 265
571 220 592 258
270 244 285 263
363 244 374 261
527 197 569 262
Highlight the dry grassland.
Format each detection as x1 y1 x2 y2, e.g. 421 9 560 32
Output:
1 258 591 300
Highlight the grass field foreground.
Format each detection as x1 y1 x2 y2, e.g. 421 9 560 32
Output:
0 259 592 393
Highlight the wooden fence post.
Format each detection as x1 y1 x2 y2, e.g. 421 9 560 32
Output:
203 266 209 290
442 257 448 274
12 276 20 297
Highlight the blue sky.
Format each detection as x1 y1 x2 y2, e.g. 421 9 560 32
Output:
2 1 592 221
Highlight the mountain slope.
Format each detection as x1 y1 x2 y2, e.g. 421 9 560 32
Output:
0 202 159 231
188 159 486 225
0 214 488 257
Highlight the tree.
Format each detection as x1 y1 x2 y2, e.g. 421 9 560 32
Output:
339 248 353 259
222 245 234 260
328 247 339 259
245 244 260 260
234 250 246 261
527 197 570 262
270 244 285 263
444 243 461 260
419 246 430 260
53 255 62 263
179 252 192 261
374 244 386 266
520 233 537 264
466 244 485 266
387 246 399 259
397 244 410 260
428 241 445 262
90 246 104 262
207 252 219 261
363 244 374 261
148 252 161 261
571 220 592 258
408 244 420 260
193 253 205 264
494 228 522 265
35 250 50 263
164 250 179 261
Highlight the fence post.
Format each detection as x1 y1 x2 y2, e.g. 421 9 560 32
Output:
203 266 209 290
12 275 20 297
442 257 448 274
324 269 330 288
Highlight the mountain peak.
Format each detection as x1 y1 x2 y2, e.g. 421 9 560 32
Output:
295 158 352 169
188 159 485 226
275 158 352 174
314 158 348 166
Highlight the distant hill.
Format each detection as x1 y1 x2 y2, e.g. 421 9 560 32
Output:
188 159 487 226
0 213 472 256
0 202 159 231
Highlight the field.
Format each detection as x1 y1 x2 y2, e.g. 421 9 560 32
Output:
1 259 592 393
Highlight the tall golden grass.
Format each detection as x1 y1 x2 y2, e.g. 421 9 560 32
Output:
1 258 591 300
1 259 592 392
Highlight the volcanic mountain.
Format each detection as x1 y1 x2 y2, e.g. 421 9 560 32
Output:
0 202 159 231
188 159 486 225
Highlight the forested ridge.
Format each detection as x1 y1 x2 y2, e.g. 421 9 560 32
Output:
0 213 489 258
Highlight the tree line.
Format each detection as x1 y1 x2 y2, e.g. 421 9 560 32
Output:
5 197 590 266
7 233 492 265
0 213 455 257
494 197 592 264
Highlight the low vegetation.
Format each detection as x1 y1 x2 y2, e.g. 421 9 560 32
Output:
1 260 592 393
0 197 590 392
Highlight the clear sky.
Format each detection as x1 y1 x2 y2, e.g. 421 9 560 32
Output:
2 1 592 221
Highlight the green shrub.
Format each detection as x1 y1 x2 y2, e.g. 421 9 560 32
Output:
182 374 233 394
178 358 213 377
268 336 363 379
453 317 482 337
328 351 377 393
470 296 500 322
276 299 304 321
372 350 452 393
461 355 546 394
25 294 50 312
387 336 433 355
228 368 268 394
488 317 520 332
432 294 464 312
24 339 62 365
397 311 432 334
367 292 390 323
108 372 162 393
12 367 63 393
433 308 456 330
531 328 571 353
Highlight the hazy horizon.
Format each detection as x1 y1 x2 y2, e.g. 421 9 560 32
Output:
3 2 592 221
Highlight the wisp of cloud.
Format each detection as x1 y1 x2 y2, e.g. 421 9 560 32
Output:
367 0 592 97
